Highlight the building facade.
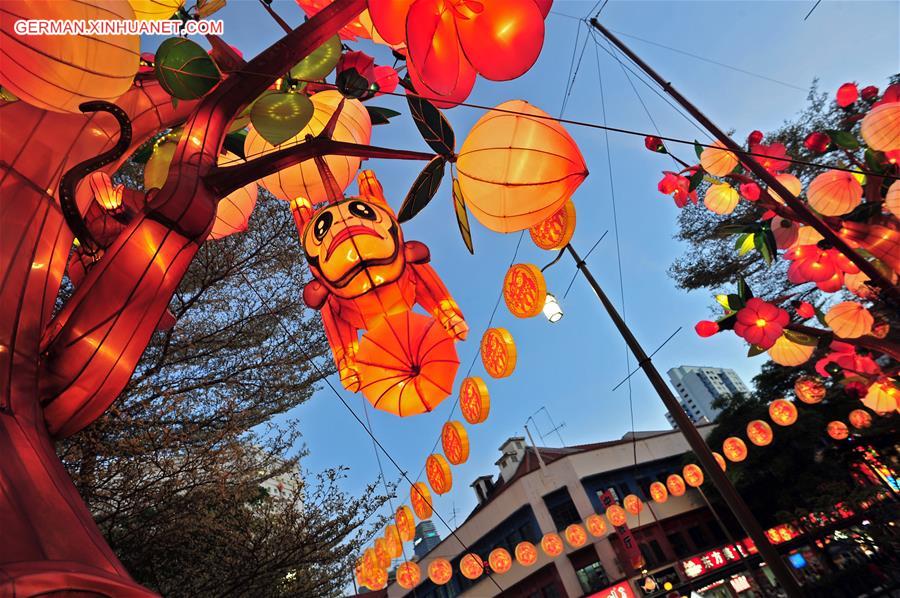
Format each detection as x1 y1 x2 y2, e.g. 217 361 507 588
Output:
665 366 750 427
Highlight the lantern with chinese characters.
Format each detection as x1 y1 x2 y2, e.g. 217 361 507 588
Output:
722 437 748 462
827 421 849 440
861 102 900 152
489 547 512 574
426 453 452 495
746 420 774 446
605 505 627 527
586 514 608 537
503 264 548 318
441 421 470 465
460 553 484 580
666 474 686 497
384 524 402 558
649 481 668 503
795 376 826 404
410 482 433 519
515 541 539 566
396 561 421 589
712 452 727 471
565 524 588 548
530 199 577 250
807 170 863 216
541 532 565 556
374 537 390 568
459 377 490 424
457 100 588 232
396 505 415 542
769 399 799 426
862 379 898 414
481 328 517 378
700 140 739 176
825 301 874 339
428 558 453 585
848 409 873 429
623 494 644 515
683 464 704 488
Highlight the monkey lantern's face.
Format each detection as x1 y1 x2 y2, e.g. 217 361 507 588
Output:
301 199 405 299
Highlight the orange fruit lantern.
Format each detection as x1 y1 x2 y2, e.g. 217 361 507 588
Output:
768 335 816 367
441 421 470 465
825 301 874 339
667 474 686 497
530 199 577 250
395 505 415 542
704 183 740 215
605 505 627 527
503 263 548 318
541 532 565 556
410 482 433 520
356 311 460 416
623 494 643 515
683 464 704 488
794 376 826 404
807 170 863 216
396 561 421 589
848 409 872 429
861 102 900 152
649 481 669 503
827 421 849 440
722 437 748 462
565 524 588 548
746 420 774 446
459 377 490 424
515 541 539 566
586 514 607 537
488 547 512 574
769 399 799 426
712 452 727 471
480 328 517 378
457 100 588 233
699 141 739 176
460 553 484 580
862 379 898 414
425 453 452 495
428 558 453 585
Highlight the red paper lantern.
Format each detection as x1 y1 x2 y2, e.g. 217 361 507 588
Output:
683 464 704 488
480 328 517 378
623 494 644 515
428 558 453 585
769 399 799 426
586 514 608 537
565 524 588 548
794 376 826 404
410 482 433 520
489 547 512 574
530 199 577 250
848 409 872 429
426 453 452 495
441 421 470 465
827 421 849 440
541 532 565 556
746 420 774 446
666 474 686 497
459 377 490 424
649 481 669 503
515 541 538 566
460 553 485 580
722 437 748 462
605 505 627 527
395 505 415 542
503 263 548 318
396 561 421 589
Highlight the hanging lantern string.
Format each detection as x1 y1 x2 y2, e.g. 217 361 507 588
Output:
609 327 683 392
234 269 505 592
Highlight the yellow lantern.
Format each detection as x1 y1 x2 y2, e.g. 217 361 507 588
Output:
460 553 485 580
746 420 774 446
807 170 863 216
825 301 874 339
769 399 798 426
540 532 565 556
649 481 669 503
128 0 184 20
489 547 512 574
480 328 517 378
862 379 898 414
410 482 433 520
704 183 740 215
712 452 727 471
459 377 490 424
722 437 748 462
515 541 539 566
384 524 402 558
700 140 739 176
794 376 826 404
768 335 815 366
826 421 849 440
530 199 576 250
457 100 588 233
666 474 686 497
683 464 704 487
428 558 453 585
425 454 452 495
768 173 802 204
885 181 900 219
395 505 415 542
848 409 872 429
605 505 627 527
441 421 470 465
586 514 608 536
396 561 421 589
503 263 548 318
623 494 644 515
861 102 900 152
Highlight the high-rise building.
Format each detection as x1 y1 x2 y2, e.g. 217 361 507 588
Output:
665 365 749 427
413 520 441 558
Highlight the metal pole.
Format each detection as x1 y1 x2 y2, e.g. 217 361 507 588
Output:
589 19 900 307
563 243 804 597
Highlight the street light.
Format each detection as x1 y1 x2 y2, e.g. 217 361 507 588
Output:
542 293 563 323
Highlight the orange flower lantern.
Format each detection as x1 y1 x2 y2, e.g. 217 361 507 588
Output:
541 532 565 556
428 558 453 585
565 524 588 548
860 102 900 152
426 453 453 495
746 420 774 446
666 474 686 497
700 140 739 176
0 0 140 113
825 301 874 339
649 481 669 503
826 421 849 440
768 173 803 204
503 263 548 318
605 505 627 527
862 379 898 414
794 376 826 404
768 335 815 367
769 399 799 426
460 553 485 580
441 421 470 465
515 541 539 566
459 377 490 424
713 452 727 471
806 170 863 216
457 100 588 233
209 152 258 240
722 437 748 462
586 514 608 537
410 482 433 520
704 183 740 215
396 505 415 542
480 328 517 378
384 524 402 558
374 537 391 568
849 409 873 429
530 199 577 250
246 91 371 204
623 494 644 515
396 561 421 589
683 464 704 488
488 547 513 574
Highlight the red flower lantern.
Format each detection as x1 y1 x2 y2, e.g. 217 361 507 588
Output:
441 421 470 465
733 298 789 349
836 83 859 107
747 130 764 145
623 494 644 515
481 328 517 378
530 199 577 250
460 553 485 580
396 505 415 542
750 142 790 172
683 464 704 488
861 85 879 101
769 399 799 426
605 505 627 527
826 421 849 440
541 532 565 556
713 452 727 471
695 320 720 338
489 547 512 574
785 244 860 292
428 558 453 585
803 132 831 154
410 482 433 520
794 376 826 404
649 481 669 503
565 524 588 548
426 453 452 495
459 377 490 424
746 420 774 446
503 263 548 318
515 541 538 566
586 514 608 537
666 474 686 497
658 171 697 207
722 437 748 462
848 409 872 429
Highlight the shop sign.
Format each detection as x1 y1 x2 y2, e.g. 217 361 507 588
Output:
599 490 643 569
587 580 636 598
680 542 750 578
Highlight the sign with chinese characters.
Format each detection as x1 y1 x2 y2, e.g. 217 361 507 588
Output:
587 580 636 598
680 542 750 578
599 490 643 569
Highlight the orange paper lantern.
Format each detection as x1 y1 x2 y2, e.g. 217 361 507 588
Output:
722 437 748 462
768 173 803 204
807 170 863 216
712 452 727 471
480 328 517 378
373 537 390 568
209 152 258 240
605 505 627 527
395 505 415 542
862 379 898 414
457 100 588 232
459 377 490 424
794 376 826 404
586 514 608 537
428 558 453 585
649 481 669 503
425 453 452 495
564 524 588 548
861 102 900 152
488 547 513 574
769 399 799 426
704 183 740 215
683 464 704 488
530 199 577 250
746 420 774 446
441 421 470 465
768 335 816 367
885 181 900 219
515 541 538 566
826 421 849 440
503 263 548 318
623 494 643 515
825 301 874 339
848 409 873 429
410 482 433 520
396 560 421 589
364 565 387 590
540 532 565 556
460 553 485 580
384 524 402 558
700 140 739 176
666 474 686 497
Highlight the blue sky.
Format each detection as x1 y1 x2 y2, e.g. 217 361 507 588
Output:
144 0 898 537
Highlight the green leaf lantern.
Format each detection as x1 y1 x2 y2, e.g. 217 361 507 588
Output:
249 92 315 146
155 38 221 100
289 35 342 82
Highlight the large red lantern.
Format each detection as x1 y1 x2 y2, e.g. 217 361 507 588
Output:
396 561 422 589
515 541 539 566
827 421 849 440
605 505 627 527
441 421 470 465
459 377 490 424
396 505 415 542
623 494 643 515
769 399 799 426
666 474 686 497
649 481 669 503
848 409 873 429
541 532 565 556
683 464 704 488
586 514 607 537
746 420 774 446
411 482 433 520
426 453 452 495
428 558 453 585
480 328 517 378
565 524 588 548
489 547 513 574
722 437 748 462
460 553 485 580
530 199 577 250
794 376 826 404
503 263 548 318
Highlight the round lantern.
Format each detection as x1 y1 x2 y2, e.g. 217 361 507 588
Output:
246 90 371 204
515 541 539 566
849 409 873 429
0 0 140 113
530 199 577 250
795 376 826 404
666 474 686 497
396 505 415 542
410 482 433 520
623 494 643 515
722 437 748 462
586 514 607 537
700 140 739 176
746 420 774 446
456 100 588 233
649 481 668 503
540 532 564 556
712 452 727 471
460 553 485 580
209 151 258 240
807 170 863 216
480 328 517 378
373 537 390 568
826 421 849 440
825 301 874 339
886 181 900 219
768 335 815 366
768 173 802 205
862 379 898 414
396 561 421 589
441 421 470 465
683 464 704 488
772 216 800 249
488 547 512 574
384 524 402 558
769 399 799 426
503 263 548 318
129 0 183 20
365 565 387 590
704 183 740 215
861 102 900 152
428 558 453 585
459 377 490 424
426 453 452 495
605 505 627 527
564 524 587 548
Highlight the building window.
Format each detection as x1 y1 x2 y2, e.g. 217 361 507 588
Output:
575 561 610 594
543 488 581 531
666 532 691 559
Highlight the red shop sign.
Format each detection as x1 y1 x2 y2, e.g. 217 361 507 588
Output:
680 542 750 578
587 580 636 598
600 490 644 569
